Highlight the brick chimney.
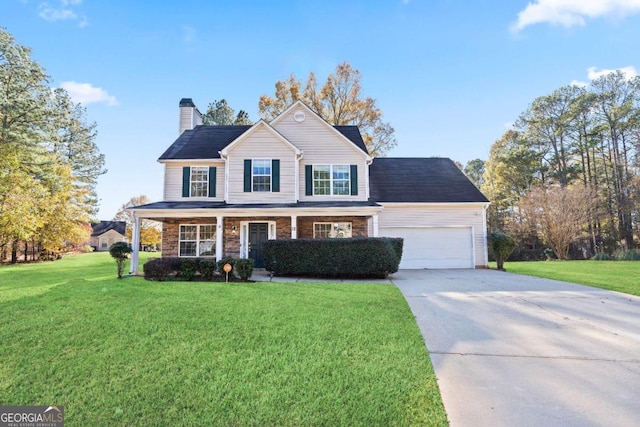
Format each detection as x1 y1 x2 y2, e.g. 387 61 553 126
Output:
179 98 203 134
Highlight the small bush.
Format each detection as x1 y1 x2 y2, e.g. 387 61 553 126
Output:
544 248 556 260
235 258 254 281
181 258 198 281
109 242 132 279
143 258 174 281
199 259 217 280
615 250 640 261
591 252 613 261
488 232 517 271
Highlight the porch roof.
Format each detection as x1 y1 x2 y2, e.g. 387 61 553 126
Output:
128 200 382 219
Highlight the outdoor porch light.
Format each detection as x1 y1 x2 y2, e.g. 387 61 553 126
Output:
232 225 237 234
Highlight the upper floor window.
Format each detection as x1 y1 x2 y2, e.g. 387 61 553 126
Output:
252 159 271 192
244 159 280 193
313 165 350 195
182 166 216 198
190 167 208 197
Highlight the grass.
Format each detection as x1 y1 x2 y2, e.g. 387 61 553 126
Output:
493 260 640 296
0 252 447 426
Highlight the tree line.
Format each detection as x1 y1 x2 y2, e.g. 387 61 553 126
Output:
201 61 397 157
470 71 640 259
0 28 105 263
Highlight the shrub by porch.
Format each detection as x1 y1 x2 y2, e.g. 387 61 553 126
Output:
263 237 403 278
143 257 254 281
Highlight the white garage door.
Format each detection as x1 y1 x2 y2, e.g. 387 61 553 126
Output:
379 227 474 269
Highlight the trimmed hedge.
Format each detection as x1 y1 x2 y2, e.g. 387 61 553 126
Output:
591 252 613 261
143 258 174 281
143 257 251 282
615 250 640 261
262 238 403 278
235 258 254 281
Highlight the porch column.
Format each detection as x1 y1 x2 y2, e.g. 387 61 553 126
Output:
372 214 379 237
130 216 141 274
216 215 224 261
291 215 297 239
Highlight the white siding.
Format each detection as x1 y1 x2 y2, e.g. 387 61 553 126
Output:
227 126 297 204
272 109 368 202
164 161 225 201
377 203 488 267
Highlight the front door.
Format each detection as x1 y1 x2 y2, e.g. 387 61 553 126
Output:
248 223 269 268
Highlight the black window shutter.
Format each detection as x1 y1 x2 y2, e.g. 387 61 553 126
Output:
350 165 358 195
244 160 252 192
272 159 280 192
305 165 313 196
182 166 190 198
208 166 216 197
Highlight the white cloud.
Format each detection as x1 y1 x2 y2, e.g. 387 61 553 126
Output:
511 0 640 32
60 81 119 106
38 3 77 21
37 1 87 27
569 66 637 87
587 65 638 80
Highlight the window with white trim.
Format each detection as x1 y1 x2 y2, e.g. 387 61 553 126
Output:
179 224 216 257
313 222 352 238
252 159 271 192
313 165 350 195
190 167 209 197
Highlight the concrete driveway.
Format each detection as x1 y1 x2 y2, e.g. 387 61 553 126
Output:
392 269 640 427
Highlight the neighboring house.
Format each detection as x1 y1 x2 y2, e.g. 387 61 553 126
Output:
90 221 127 251
128 99 489 273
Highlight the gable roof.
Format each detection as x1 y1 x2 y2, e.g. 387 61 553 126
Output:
91 220 126 237
369 157 489 203
219 119 301 156
270 100 370 156
158 123 368 160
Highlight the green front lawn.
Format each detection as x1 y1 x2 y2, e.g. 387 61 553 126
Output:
0 253 447 426
493 260 640 296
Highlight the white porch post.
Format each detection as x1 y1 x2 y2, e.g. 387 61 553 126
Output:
130 216 141 274
372 214 379 237
291 215 297 239
216 215 224 261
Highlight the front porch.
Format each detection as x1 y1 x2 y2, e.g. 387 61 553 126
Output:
128 201 383 274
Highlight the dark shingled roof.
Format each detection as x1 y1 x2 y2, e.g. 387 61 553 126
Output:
91 220 126 237
369 157 489 203
159 125 251 160
333 126 368 154
179 98 196 107
159 125 368 160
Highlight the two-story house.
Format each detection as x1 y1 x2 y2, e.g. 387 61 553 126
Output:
128 99 489 273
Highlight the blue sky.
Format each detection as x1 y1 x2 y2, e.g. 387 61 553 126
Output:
5 0 640 219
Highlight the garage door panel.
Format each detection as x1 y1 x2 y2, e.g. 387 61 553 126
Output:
379 227 473 269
